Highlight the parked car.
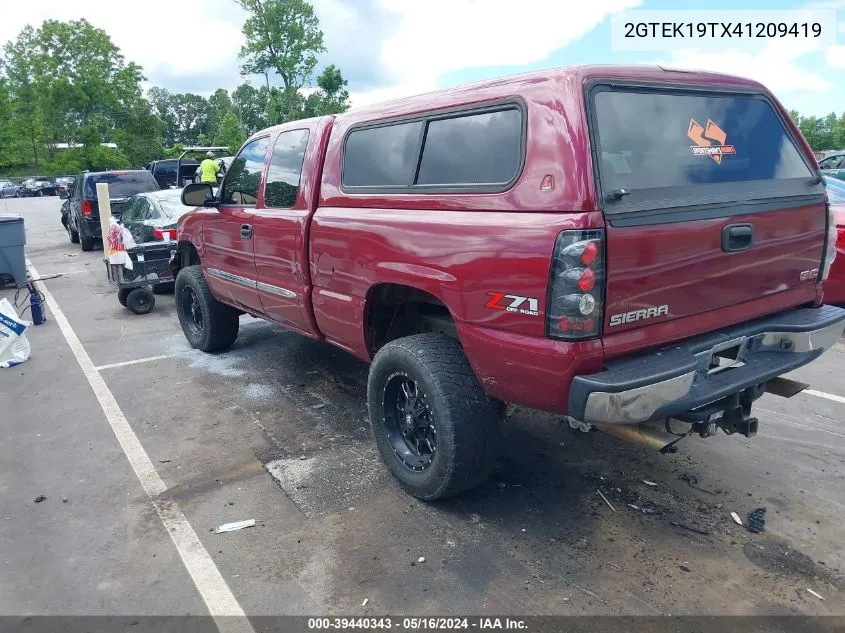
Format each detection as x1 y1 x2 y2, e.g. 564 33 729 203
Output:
145 159 199 189
54 176 76 197
824 175 845 305
819 152 845 181
63 170 160 251
172 65 845 500
20 179 57 197
193 156 234 186
121 189 190 244
0 181 21 198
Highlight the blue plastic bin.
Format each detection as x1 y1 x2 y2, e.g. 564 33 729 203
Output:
0 215 26 288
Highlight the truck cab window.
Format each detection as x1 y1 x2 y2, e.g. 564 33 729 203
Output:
264 129 310 208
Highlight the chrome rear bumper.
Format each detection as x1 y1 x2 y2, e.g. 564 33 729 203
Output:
568 306 845 425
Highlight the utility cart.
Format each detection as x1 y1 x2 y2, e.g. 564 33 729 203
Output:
105 241 174 314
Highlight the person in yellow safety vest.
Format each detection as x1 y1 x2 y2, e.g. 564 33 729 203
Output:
199 151 221 185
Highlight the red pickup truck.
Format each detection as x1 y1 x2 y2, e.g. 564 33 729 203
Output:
172 65 845 500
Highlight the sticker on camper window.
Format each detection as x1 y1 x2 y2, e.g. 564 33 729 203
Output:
687 118 736 164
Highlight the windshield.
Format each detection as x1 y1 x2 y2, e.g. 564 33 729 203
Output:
592 88 814 213
158 198 192 221
85 172 159 198
825 176 845 204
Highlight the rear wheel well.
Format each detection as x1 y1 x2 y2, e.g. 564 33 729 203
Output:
365 284 457 356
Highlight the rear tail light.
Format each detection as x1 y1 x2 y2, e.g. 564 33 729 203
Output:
153 227 175 241
547 229 605 340
81 200 93 218
821 197 837 281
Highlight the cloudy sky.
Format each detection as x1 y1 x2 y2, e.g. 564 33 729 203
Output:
1 0 845 116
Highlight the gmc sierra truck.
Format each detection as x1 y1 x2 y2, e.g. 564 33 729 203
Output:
171 65 845 500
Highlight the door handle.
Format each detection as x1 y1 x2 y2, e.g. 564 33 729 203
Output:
241 224 252 239
721 223 753 252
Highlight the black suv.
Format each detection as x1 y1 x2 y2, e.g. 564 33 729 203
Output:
62 170 159 251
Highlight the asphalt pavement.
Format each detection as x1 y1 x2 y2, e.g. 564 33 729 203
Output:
1 196 844 623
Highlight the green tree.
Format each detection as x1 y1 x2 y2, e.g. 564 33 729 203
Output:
2 19 155 172
214 111 247 154
232 82 269 134
312 64 350 115
2 25 48 173
207 88 234 139
236 0 325 116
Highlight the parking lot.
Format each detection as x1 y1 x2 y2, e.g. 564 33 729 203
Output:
2 196 845 620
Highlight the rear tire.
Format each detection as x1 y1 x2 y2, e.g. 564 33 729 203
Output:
367 333 500 500
80 231 94 251
175 265 239 352
117 288 131 307
68 224 80 244
126 288 155 315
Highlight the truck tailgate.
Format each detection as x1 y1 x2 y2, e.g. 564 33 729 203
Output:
588 84 826 342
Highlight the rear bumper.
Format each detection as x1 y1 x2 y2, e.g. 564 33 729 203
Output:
568 305 845 425
79 217 103 239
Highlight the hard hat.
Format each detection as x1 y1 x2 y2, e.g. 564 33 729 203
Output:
206 151 214 157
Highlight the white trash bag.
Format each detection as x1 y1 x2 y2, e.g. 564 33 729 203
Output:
0 297 31 368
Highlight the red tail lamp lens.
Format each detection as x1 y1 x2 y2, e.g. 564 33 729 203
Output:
81 200 93 217
578 268 595 292
581 241 598 266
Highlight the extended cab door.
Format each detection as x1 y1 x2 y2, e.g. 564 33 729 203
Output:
202 136 270 312
251 119 331 336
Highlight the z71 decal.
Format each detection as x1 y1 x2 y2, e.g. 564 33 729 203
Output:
485 292 540 316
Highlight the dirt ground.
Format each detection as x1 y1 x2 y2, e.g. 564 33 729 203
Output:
2 196 844 623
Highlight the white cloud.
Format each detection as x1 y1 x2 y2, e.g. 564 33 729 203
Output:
0 0 247 92
654 38 833 96
827 45 845 67
350 0 642 107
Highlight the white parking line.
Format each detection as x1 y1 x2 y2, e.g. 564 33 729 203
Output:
95 355 173 371
805 389 845 406
27 260 254 633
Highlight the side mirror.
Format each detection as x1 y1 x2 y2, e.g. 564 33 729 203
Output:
59 190 70 199
182 183 217 208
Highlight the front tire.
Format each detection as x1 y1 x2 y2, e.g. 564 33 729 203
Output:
126 288 155 314
117 288 131 307
367 333 500 500
175 265 239 352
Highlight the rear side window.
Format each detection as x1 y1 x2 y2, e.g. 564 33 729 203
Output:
222 137 270 205
264 129 310 208
342 104 524 191
84 172 159 198
591 88 813 213
417 110 522 186
344 121 422 187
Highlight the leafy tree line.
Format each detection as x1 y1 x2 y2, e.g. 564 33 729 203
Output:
789 110 845 153
0 0 349 178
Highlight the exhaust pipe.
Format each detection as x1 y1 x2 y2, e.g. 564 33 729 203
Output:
594 422 685 453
